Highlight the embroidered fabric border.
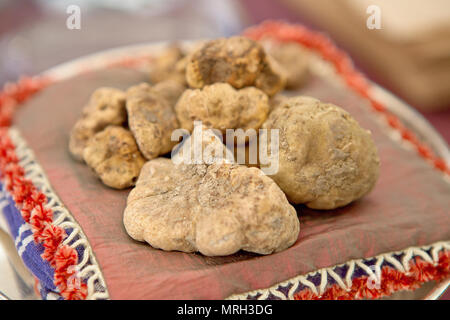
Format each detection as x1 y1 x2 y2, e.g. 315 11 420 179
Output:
227 242 450 300
0 126 109 300
13 128 108 299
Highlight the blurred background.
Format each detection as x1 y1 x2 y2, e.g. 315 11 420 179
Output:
0 0 449 137
0 0 449 142
0 0 449 299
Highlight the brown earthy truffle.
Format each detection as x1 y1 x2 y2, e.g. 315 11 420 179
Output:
83 126 145 189
266 42 310 89
151 79 186 109
260 96 380 209
123 127 299 256
237 87 271 132
269 94 288 113
232 137 260 168
126 83 180 160
254 54 288 97
175 83 269 133
69 87 126 161
172 124 234 165
186 37 286 96
149 45 186 85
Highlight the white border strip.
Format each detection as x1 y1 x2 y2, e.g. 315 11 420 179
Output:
8 128 109 300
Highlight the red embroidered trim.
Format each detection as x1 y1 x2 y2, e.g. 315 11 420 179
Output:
243 21 450 176
294 251 450 300
0 77 88 300
0 77 51 127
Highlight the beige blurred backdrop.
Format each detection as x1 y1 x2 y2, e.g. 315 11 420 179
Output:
281 0 450 112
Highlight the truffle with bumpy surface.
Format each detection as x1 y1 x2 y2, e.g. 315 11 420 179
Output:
151 79 186 109
123 127 299 256
186 37 286 96
83 125 146 189
148 45 186 85
69 87 127 161
126 83 180 160
175 83 269 134
260 96 380 209
265 42 310 89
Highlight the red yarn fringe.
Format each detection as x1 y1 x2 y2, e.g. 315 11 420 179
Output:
0 76 87 300
294 251 450 300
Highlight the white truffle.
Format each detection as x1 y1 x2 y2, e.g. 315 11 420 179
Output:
186 37 286 96
69 87 127 161
123 127 299 256
261 96 380 209
83 126 145 189
126 83 180 160
175 83 269 134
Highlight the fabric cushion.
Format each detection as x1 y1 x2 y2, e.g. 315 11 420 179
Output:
14 67 450 299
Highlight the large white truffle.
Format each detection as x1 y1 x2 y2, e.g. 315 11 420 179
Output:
123 127 299 256
261 96 380 209
186 37 286 96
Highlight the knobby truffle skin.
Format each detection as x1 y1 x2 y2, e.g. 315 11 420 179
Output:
69 87 127 161
126 83 180 160
83 126 146 189
175 83 269 133
265 42 310 89
186 37 286 96
254 54 288 97
123 128 299 256
233 136 260 168
151 79 186 109
148 45 186 85
261 96 380 210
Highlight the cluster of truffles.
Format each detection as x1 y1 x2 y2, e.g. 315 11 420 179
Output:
69 36 380 256
69 80 184 189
